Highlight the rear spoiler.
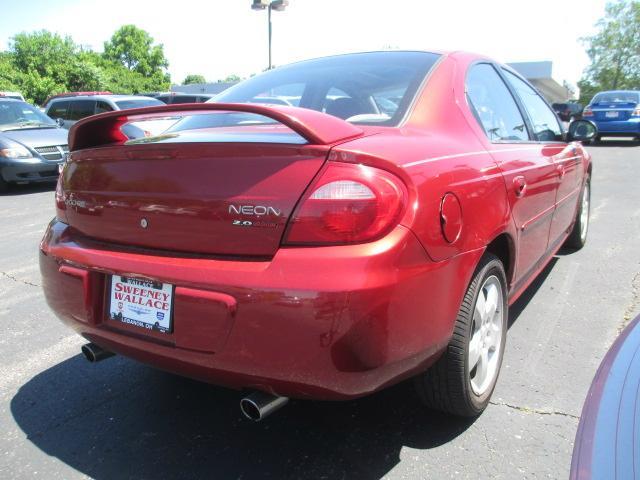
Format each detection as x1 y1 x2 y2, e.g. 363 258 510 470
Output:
68 103 364 151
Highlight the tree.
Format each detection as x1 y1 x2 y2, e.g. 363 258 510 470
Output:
182 74 207 85
0 52 22 92
218 74 241 83
183 74 206 85
579 0 640 103
0 26 171 104
7 31 80 103
10 31 77 78
103 25 168 77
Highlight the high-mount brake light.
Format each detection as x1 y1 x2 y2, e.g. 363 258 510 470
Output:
283 162 407 245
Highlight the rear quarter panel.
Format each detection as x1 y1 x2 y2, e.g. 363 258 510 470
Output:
334 54 513 264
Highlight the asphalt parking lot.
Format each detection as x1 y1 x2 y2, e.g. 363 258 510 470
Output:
1 142 639 480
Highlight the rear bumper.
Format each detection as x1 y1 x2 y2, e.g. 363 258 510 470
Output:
0 160 59 183
40 219 481 400
593 119 640 135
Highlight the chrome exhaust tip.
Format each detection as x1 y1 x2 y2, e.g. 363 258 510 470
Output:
81 343 115 363
240 391 289 421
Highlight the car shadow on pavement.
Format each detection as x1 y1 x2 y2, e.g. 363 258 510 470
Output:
508 256 559 327
11 353 475 480
1 182 56 196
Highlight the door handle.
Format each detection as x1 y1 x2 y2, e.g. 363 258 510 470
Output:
557 164 565 179
513 176 527 197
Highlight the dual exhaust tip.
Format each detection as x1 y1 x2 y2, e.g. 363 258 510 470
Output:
240 391 289 421
81 342 115 363
81 343 288 421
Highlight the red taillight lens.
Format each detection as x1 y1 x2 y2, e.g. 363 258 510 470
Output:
583 107 593 117
632 106 640 116
55 175 65 210
283 162 406 245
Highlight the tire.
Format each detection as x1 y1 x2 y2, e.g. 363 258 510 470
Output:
414 253 508 417
564 174 590 250
0 176 8 193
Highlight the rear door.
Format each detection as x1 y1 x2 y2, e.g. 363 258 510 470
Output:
46 100 70 128
501 69 581 247
67 100 97 128
466 63 558 286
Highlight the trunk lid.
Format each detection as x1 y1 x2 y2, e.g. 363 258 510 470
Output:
60 103 365 257
592 101 636 122
61 140 330 257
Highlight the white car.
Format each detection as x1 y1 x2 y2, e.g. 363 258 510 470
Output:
0 91 25 101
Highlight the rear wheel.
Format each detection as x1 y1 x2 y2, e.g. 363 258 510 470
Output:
0 176 8 193
414 253 508 416
564 175 590 249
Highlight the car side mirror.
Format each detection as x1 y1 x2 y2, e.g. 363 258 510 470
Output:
55 118 65 128
567 120 597 142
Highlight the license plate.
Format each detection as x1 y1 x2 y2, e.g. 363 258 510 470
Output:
605 111 619 118
108 276 174 333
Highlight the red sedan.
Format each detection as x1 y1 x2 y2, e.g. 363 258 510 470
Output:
40 51 594 420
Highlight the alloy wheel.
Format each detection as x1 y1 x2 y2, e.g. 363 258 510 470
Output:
468 275 504 396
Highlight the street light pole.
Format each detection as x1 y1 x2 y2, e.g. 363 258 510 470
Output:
268 2 272 70
251 0 288 71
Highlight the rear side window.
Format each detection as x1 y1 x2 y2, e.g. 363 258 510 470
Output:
96 101 114 114
68 100 96 121
48 100 70 119
503 70 562 142
465 63 529 142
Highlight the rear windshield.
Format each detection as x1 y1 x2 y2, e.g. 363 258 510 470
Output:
115 98 165 110
210 51 441 126
592 92 639 104
128 112 307 145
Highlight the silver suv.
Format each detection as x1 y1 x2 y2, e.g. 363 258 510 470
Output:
44 94 178 138
44 94 164 129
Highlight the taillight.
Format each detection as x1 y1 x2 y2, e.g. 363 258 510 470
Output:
283 162 406 245
632 105 640 116
583 107 593 117
55 174 66 221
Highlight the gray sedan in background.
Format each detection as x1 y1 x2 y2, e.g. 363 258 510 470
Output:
0 98 68 191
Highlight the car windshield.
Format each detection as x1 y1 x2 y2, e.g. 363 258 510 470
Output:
0 100 57 130
592 92 639 104
205 51 441 127
115 98 165 110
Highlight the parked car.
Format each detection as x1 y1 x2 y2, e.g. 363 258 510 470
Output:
153 92 214 104
570 312 640 479
552 102 583 122
0 98 68 191
0 91 26 101
40 51 594 421
43 94 174 136
42 91 112 107
582 90 640 141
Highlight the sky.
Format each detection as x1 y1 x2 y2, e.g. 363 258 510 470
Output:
0 0 608 87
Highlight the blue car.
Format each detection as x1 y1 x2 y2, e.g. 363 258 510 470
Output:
583 90 640 141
